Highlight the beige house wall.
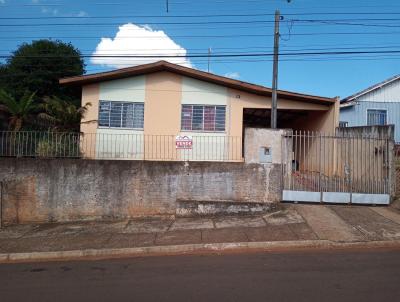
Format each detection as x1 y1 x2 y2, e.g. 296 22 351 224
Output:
81 84 100 134
144 71 182 160
80 84 99 158
144 71 182 135
293 97 340 134
227 88 336 138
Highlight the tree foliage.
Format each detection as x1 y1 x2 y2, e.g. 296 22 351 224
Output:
0 89 39 131
38 96 91 132
0 39 85 105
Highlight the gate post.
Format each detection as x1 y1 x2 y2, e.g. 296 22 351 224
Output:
319 133 323 203
388 138 395 200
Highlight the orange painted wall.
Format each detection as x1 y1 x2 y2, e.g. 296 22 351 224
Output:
144 71 182 135
81 83 99 134
80 84 99 158
144 71 182 160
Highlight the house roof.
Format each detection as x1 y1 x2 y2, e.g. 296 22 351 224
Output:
341 74 400 104
60 60 336 105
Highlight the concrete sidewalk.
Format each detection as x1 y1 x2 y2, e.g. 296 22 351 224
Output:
1 204 400 262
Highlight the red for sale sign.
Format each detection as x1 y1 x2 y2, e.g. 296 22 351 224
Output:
175 136 193 149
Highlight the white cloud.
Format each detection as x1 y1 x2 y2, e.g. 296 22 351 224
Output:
91 23 192 68
224 72 240 79
0 0 6 4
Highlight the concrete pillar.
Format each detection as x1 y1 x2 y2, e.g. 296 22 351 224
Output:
244 128 290 164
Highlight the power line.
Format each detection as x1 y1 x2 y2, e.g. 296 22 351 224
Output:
2 17 400 27
0 20 275 27
3 42 400 53
3 12 400 20
4 31 400 41
0 13 278 20
3 49 400 59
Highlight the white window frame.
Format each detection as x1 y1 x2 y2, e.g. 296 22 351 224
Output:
366 108 388 126
180 104 226 133
98 100 144 130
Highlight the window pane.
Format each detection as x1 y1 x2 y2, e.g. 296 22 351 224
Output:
215 106 226 131
204 106 215 131
192 106 204 130
110 102 122 127
122 103 134 128
181 105 193 131
367 109 386 126
133 103 144 129
98 101 110 127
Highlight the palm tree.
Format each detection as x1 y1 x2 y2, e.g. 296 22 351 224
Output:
0 89 38 131
38 96 92 132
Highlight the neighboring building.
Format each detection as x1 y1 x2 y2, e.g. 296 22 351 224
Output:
340 75 400 142
60 60 339 161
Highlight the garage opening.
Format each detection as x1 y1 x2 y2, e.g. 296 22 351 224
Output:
243 108 310 130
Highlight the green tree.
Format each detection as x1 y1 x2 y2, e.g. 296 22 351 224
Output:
0 89 39 131
38 96 92 132
2 39 85 105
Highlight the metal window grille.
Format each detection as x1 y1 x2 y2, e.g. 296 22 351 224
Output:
99 101 144 129
367 109 387 126
181 105 226 132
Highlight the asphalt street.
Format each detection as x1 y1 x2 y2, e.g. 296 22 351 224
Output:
0 248 399 302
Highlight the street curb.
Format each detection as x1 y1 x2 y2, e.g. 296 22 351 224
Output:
1 239 400 263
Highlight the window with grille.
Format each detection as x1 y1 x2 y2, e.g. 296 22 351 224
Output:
339 121 348 128
181 105 226 132
367 109 387 126
98 101 144 129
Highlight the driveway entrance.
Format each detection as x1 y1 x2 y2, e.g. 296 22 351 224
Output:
282 131 392 204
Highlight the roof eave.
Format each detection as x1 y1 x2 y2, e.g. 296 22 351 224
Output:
341 74 400 103
60 61 335 105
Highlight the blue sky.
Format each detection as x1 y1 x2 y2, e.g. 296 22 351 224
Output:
1 0 400 99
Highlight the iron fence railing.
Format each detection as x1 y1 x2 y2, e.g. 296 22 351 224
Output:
0 131 243 162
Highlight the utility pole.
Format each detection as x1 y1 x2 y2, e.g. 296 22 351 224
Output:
207 47 211 72
271 10 280 129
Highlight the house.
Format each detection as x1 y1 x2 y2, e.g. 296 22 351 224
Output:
340 75 400 142
60 60 339 161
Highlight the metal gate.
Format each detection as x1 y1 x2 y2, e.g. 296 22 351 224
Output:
282 131 391 204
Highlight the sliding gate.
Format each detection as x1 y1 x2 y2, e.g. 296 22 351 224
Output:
282 131 391 204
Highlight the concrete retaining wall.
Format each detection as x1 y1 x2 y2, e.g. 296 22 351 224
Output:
336 125 395 139
0 159 282 225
